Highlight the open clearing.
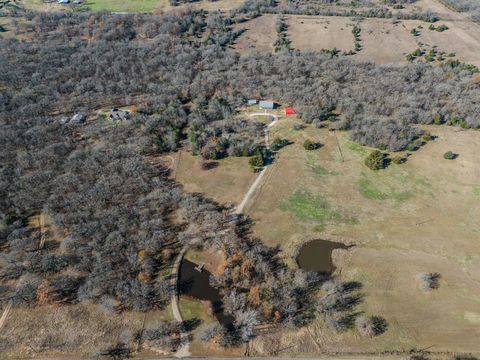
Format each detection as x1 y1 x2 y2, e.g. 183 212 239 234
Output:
353 18 418 64
233 4 480 66
175 150 257 207
287 16 356 53
232 15 276 54
414 20 480 67
246 120 480 355
21 0 243 13
176 113 480 356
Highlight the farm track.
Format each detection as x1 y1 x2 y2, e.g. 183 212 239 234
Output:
236 112 279 214
0 301 12 331
170 246 190 358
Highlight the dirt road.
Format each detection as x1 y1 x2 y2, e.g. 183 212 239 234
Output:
235 113 279 214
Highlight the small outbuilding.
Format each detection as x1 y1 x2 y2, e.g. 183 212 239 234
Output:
285 107 296 115
259 101 276 110
247 99 258 106
109 108 130 121
70 113 86 125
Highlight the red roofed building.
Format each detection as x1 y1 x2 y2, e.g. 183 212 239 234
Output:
285 107 295 115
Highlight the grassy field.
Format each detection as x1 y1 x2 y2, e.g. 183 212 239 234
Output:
22 0 244 13
232 15 277 54
233 3 480 67
175 111 480 355
287 15 355 53
246 119 480 355
84 0 167 12
174 149 257 207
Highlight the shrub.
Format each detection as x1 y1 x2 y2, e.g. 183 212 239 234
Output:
364 150 386 170
355 315 388 337
443 151 456 160
433 114 444 125
417 272 441 291
436 24 449 32
303 139 319 150
421 133 432 142
248 154 264 168
271 137 290 151
196 323 230 346
324 312 352 333
4 210 21 226
391 155 407 164
312 119 323 128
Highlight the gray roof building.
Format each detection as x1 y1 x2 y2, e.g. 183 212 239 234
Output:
110 108 130 121
259 101 276 110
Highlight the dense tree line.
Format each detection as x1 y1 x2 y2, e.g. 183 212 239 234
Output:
440 0 480 21
232 0 437 22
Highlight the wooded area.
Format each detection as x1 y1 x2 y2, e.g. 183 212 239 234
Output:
1 4 480 355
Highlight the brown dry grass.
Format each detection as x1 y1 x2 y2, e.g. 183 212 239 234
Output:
354 19 418 64
287 15 355 53
413 19 480 67
247 121 480 355
0 303 159 358
232 14 276 55
175 150 257 207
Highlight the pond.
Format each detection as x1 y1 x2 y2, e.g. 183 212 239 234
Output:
296 239 350 274
179 259 234 328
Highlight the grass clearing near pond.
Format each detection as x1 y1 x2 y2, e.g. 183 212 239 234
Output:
358 174 414 201
179 297 215 324
281 190 358 229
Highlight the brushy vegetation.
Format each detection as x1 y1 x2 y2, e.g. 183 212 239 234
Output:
365 150 387 170
303 139 320 151
417 272 441 292
270 137 290 151
274 16 291 52
443 151 457 160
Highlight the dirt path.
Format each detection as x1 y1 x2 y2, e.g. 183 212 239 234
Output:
235 112 279 214
170 246 190 358
0 301 12 331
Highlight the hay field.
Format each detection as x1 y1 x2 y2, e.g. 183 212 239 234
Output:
232 15 277 54
287 15 355 53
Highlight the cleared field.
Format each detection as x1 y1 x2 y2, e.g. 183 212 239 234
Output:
353 18 418 64
22 0 65 11
22 0 243 13
246 120 480 355
415 20 480 67
84 0 167 12
175 150 257 206
287 15 356 53
232 15 276 54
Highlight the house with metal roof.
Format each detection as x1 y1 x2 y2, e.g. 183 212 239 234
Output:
259 101 276 110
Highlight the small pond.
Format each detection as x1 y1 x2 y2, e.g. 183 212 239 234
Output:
296 239 350 274
179 259 234 328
